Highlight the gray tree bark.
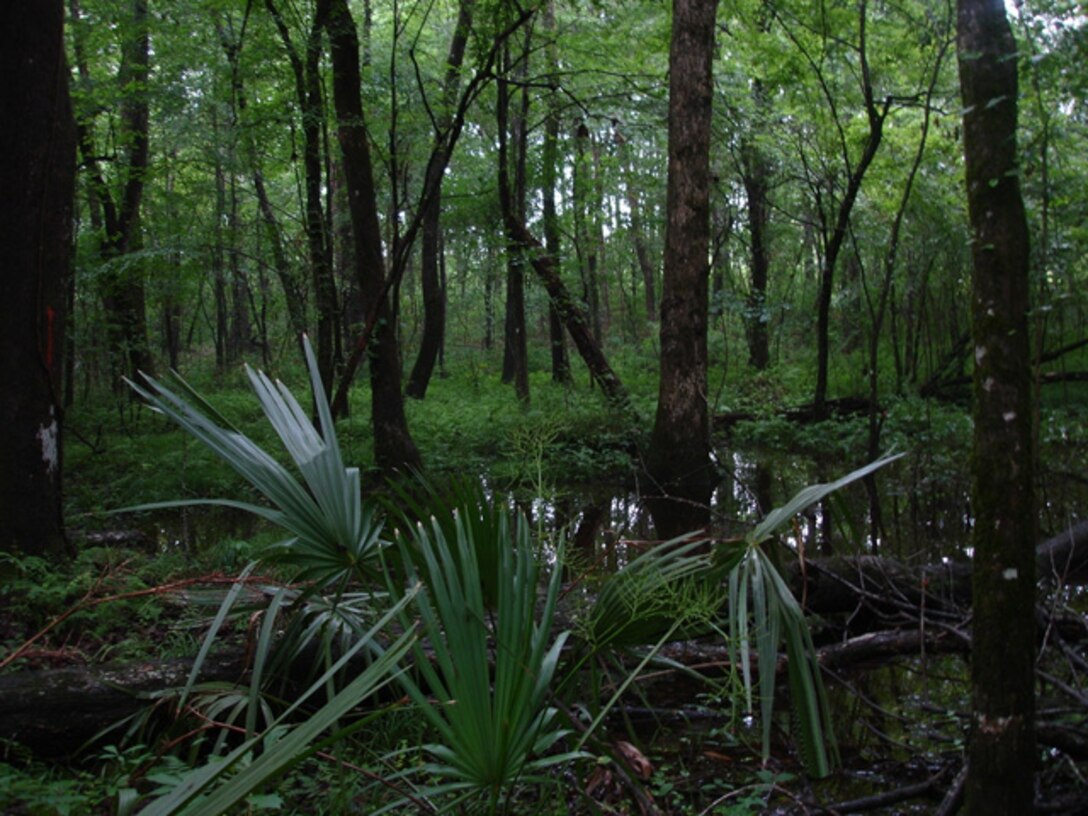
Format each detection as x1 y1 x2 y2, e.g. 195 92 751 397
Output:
957 1 1037 812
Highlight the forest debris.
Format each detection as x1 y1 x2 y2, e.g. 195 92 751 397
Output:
818 767 948 813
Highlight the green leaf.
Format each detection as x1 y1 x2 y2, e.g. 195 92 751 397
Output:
138 588 418 816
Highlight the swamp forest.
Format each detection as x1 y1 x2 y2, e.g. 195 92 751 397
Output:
2 0 1088 813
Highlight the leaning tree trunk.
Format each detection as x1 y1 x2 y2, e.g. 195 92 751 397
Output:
322 0 422 472
645 0 719 539
958 1 1037 813
0 0 75 559
504 220 632 413
805 1 887 414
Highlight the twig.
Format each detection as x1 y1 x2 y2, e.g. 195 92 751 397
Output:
0 573 279 672
818 769 946 813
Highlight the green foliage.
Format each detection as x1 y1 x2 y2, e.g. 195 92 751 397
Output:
138 592 418 816
124 336 387 590
384 473 510 610
727 453 901 777
582 534 725 652
0 757 99 816
386 507 581 813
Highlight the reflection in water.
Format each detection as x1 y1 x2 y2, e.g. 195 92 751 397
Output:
531 443 1085 566
141 443 1085 569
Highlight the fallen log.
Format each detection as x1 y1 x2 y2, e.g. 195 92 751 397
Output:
0 653 246 759
3 521 1084 762
713 395 874 430
776 516 1088 622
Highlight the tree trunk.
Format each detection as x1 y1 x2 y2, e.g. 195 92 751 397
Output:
161 157 183 370
741 136 771 371
71 0 154 385
497 41 530 405
958 1 1037 812
212 138 230 370
616 129 658 324
0 654 246 758
796 1 887 413
542 0 571 384
322 0 422 472
266 0 337 393
216 14 310 352
406 2 474 400
573 121 603 344
645 0 719 539
504 221 632 413
0 0 75 559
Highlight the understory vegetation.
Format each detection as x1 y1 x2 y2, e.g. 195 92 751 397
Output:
4 338 1088 814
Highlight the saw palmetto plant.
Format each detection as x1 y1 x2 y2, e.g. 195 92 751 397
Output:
124 335 385 591
727 452 902 777
384 506 583 814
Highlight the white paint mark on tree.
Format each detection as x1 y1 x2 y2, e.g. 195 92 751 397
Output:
37 408 59 476
1002 567 1018 580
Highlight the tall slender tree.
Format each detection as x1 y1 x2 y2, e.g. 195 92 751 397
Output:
497 37 531 405
958 0 1036 811
71 0 154 385
542 0 571 383
406 1 475 399
215 8 309 354
646 0 719 538
322 0 422 472
266 0 338 391
1 0 75 557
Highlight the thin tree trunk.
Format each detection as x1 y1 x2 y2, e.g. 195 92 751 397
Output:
958 0 1037 811
71 0 153 385
497 41 530 404
862 18 950 549
327 4 536 419
266 0 336 393
504 221 632 413
778 1 888 413
615 128 658 323
741 135 771 370
161 155 183 370
741 19 771 369
542 0 571 383
406 1 474 399
212 136 229 370
217 12 309 349
573 121 603 344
